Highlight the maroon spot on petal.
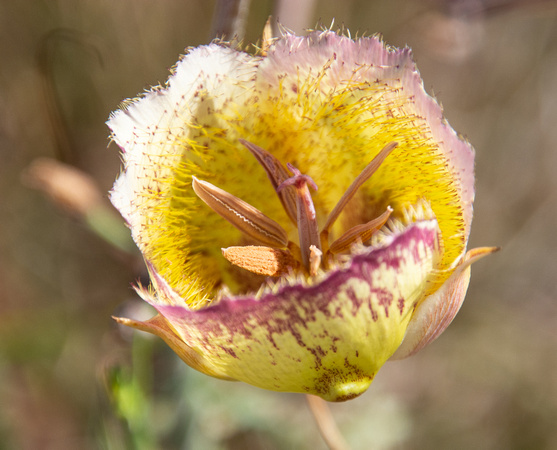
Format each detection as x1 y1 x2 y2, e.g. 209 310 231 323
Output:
377 289 394 317
312 365 371 401
220 345 238 359
308 345 325 369
334 391 363 402
398 297 405 315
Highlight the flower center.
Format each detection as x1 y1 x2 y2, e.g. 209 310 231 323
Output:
192 140 397 279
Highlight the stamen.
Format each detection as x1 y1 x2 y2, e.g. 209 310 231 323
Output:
222 246 299 277
204 140 398 279
240 139 298 224
328 207 393 254
278 164 321 270
192 177 289 248
321 142 398 236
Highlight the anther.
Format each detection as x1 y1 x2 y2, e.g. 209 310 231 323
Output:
240 139 298 224
322 142 398 236
192 177 289 248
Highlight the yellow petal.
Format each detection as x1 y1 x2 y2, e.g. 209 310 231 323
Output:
108 31 475 307
116 220 441 401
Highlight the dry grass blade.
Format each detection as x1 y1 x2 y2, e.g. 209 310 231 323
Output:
192 176 289 247
260 16 273 56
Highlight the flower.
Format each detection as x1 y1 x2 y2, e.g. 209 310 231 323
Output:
109 29 495 402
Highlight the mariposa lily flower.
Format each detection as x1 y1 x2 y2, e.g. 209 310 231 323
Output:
109 30 495 402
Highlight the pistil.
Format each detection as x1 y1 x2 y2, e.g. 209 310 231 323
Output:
277 164 321 270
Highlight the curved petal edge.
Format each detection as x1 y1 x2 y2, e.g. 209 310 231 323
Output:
390 246 499 360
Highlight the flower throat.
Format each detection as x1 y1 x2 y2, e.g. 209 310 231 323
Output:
192 140 397 278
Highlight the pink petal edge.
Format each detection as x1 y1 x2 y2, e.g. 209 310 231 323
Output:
390 246 498 360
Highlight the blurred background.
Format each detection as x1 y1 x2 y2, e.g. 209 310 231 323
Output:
1 0 556 449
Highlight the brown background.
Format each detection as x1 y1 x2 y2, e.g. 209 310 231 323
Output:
1 1 556 449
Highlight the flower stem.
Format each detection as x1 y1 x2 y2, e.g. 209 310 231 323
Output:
305 394 349 450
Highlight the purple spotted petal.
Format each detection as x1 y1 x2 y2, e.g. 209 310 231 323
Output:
138 220 440 401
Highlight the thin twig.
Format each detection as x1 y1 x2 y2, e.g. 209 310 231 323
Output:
306 394 349 450
210 0 251 42
273 0 317 35
37 29 103 165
